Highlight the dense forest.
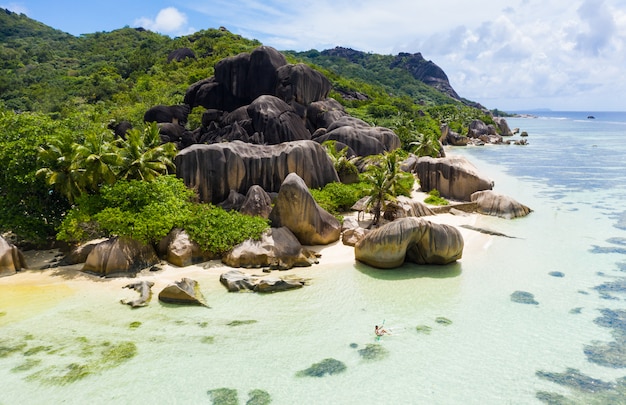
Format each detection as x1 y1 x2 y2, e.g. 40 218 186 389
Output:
0 8 497 249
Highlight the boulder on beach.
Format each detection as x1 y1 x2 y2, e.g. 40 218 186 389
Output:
158 278 208 306
219 269 307 293
407 155 494 201
0 236 27 277
222 227 320 270
82 237 159 277
470 190 532 219
158 228 216 267
121 281 154 308
269 173 341 245
354 217 464 269
59 238 108 266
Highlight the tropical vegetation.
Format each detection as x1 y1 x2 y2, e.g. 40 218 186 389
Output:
0 8 497 246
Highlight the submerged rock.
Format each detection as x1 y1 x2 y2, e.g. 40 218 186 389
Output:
510 291 539 305
536 368 615 392
357 344 389 361
296 358 346 377
158 278 208 307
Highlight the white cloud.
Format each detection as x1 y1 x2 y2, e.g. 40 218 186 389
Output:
182 0 626 109
134 7 188 34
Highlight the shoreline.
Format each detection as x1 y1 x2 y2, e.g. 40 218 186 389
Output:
1 206 492 313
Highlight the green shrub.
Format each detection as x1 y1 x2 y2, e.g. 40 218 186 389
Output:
311 182 367 216
57 176 192 244
183 204 269 255
424 189 449 206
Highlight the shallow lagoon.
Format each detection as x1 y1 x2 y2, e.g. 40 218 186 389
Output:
2 113 626 404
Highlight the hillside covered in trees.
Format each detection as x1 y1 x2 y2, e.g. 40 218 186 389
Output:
0 8 498 247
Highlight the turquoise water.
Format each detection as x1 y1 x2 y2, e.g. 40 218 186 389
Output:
2 111 626 404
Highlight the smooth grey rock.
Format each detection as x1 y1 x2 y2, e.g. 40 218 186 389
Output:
121 281 154 308
175 140 339 204
470 190 532 219
269 173 341 245
410 156 494 201
355 217 463 268
158 278 208 306
82 237 159 277
0 236 26 277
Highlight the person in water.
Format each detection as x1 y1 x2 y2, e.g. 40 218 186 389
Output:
375 325 390 336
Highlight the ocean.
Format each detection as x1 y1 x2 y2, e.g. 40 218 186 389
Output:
1 111 626 404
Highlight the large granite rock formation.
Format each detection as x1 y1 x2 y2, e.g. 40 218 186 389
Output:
245 95 311 144
355 217 464 269
276 63 332 107
184 46 332 115
313 116 401 156
175 140 339 204
269 173 341 245
185 46 287 111
493 117 513 136
470 190 532 219
306 99 348 132
82 237 159 277
0 236 26 277
407 155 494 201
222 227 320 269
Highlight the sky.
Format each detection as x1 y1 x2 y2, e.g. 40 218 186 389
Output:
2 0 626 111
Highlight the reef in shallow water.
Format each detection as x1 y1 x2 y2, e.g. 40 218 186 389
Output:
535 369 626 404
357 343 389 361
511 290 539 305
296 358 347 377
1 333 138 386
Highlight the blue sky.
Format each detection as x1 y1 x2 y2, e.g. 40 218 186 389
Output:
3 0 626 111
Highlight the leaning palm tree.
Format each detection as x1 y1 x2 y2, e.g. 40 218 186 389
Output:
115 122 177 182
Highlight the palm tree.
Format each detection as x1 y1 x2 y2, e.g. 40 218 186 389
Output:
410 133 440 157
322 140 359 183
72 130 120 194
37 134 83 203
115 122 177 181
362 149 413 227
